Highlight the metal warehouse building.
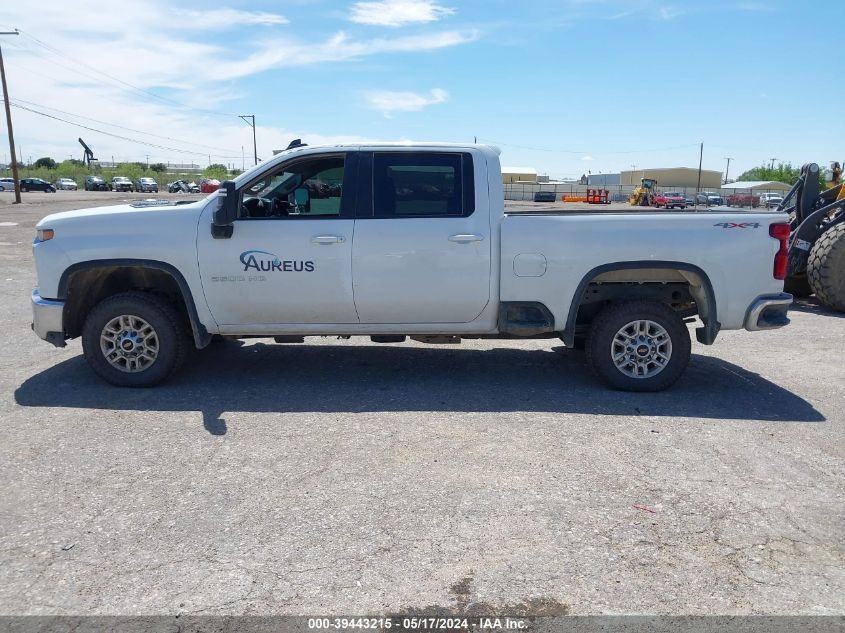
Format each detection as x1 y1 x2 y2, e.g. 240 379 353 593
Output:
621 167 722 189
501 167 537 184
586 173 621 186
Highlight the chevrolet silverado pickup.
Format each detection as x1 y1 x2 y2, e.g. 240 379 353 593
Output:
31 143 792 391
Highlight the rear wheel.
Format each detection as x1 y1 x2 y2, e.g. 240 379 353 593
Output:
586 300 691 392
82 291 187 387
807 223 845 311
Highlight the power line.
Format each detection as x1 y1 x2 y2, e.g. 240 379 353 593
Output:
15 30 238 119
7 101 242 158
10 97 241 155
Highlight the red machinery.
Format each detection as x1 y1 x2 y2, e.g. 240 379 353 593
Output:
586 188 609 204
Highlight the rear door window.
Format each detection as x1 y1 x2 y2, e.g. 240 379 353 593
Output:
371 152 475 218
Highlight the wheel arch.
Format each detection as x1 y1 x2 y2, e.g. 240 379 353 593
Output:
562 260 720 346
58 259 212 349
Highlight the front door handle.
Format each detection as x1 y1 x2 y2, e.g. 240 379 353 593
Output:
311 235 345 244
449 233 484 243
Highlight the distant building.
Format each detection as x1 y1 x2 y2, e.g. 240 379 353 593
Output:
720 180 791 192
501 167 537 184
620 167 722 189
586 173 621 186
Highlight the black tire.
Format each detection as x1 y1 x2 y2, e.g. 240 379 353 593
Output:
807 223 845 311
585 300 691 392
82 291 187 387
784 274 812 298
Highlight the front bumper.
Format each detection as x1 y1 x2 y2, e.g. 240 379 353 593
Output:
31 289 66 347
744 293 792 331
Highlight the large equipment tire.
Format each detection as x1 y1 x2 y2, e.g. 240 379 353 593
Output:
82 291 187 387
585 300 691 392
784 274 812 298
807 223 845 311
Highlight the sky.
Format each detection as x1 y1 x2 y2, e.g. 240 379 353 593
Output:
0 0 842 180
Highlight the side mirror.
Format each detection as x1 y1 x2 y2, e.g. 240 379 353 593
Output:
212 180 237 239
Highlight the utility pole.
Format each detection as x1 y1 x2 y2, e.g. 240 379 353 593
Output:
239 115 257 166
0 29 21 204
696 142 704 207
724 157 732 184
770 158 777 170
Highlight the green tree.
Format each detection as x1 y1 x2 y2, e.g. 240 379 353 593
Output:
737 162 826 188
203 164 228 180
149 163 167 173
34 157 57 170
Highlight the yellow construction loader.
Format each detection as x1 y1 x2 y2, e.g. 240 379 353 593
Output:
628 178 657 206
783 162 845 311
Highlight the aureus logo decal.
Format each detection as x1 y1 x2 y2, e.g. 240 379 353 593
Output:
240 250 315 272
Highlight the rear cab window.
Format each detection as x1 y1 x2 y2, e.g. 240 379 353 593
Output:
370 152 475 218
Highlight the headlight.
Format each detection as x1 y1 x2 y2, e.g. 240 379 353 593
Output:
35 228 54 242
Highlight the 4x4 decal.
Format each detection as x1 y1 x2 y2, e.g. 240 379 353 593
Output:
714 222 761 229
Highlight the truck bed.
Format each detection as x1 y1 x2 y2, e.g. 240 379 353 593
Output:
504 201 778 214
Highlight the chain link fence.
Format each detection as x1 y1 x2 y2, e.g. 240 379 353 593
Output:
504 182 788 203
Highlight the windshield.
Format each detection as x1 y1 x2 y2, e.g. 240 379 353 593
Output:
665 192 681 197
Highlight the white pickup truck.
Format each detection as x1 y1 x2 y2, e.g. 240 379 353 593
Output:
31 143 792 391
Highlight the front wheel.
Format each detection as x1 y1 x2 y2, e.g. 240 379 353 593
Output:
586 300 691 391
82 291 187 387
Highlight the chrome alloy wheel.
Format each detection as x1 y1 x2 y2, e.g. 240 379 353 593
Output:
611 319 673 379
100 314 159 373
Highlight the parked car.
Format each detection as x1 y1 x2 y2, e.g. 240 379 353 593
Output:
200 178 221 194
695 192 723 206
134 177 159 193
84 176 108 191
31 143 793 392
0 177 15 191
168 180 200 193
652 191 686 209
759 193 784 208
533 191 556 202
726 193 760 208
54 178 78 191
684 195 695 206
109 176 134 192
20 178 56 193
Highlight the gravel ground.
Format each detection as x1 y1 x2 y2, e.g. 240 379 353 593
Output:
0 192 842 616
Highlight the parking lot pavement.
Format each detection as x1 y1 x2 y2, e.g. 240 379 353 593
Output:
0 196 843 616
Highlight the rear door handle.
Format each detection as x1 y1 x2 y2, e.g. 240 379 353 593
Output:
449 234 484 243
311 235 345 244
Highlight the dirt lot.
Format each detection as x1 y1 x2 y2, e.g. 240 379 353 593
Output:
0 192 843 616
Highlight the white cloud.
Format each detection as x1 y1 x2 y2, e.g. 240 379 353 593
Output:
365 88 449 115
656 6 684 20
581 155 594 161
214 30 478 79
170 9 289 29
349 0 455 27
0 0 478 164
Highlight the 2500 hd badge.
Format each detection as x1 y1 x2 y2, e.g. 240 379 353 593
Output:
240 250 315 272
